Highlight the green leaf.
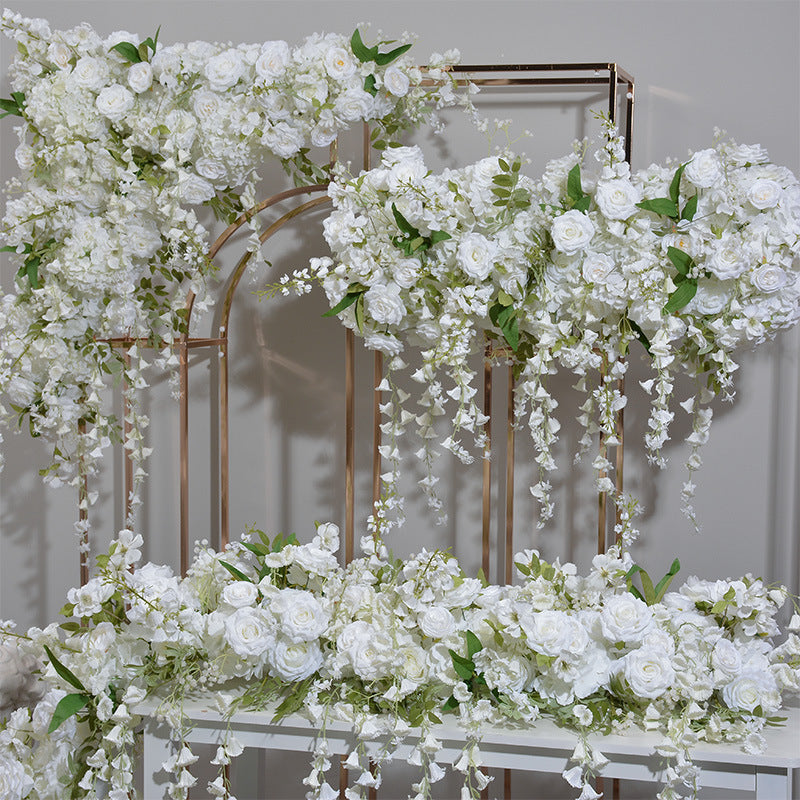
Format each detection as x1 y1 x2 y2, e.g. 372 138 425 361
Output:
666 246 694 276
653 558 681 603
442 695 459 712
350 29 378 63
498 158 510 172
636 198 679 219
493 173 514 188
110 41 142 64
48 693 90 734
567 163 583 202
0 96 24 118
449 650 475 681
374 42 412 66
669 164 686 206
573 195 591 213
219 560 251 582
639 570 656 606
363 73 377 97
391 203 419 237
0 245 19 253
627 317 652 356
272 680 313 721
43 645 87 693
428 230 452 245
354 293 365 333
681 194 698 222
322 289 363 318
465 630 483 660
241 541 269 557
663 278 697 314
25 255 40 289
497 289 513 307
501 316 519 352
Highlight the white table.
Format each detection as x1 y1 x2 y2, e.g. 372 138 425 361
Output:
140 698 800 799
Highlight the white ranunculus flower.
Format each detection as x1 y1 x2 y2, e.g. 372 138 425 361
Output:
747 178 782 210
204 48 245 91
582 252 615 284
722 667 779 712
550 209 595 254
684 148 722 188
95 84 135 122
457 232 496 281
270 638 323 682
622 647 674 699
224 607 274 658
383 65 410 97
334 87 375 122
255 40 291 82
420 606 456 639
365 282 406 326
600 594 653 643
594 178 641 220
323 45 357 80
272 588 329 643
221 581 259 608
127 62 153 93
0 752 33 800
752 264 788 293
71 56 109 90
177 171 215 206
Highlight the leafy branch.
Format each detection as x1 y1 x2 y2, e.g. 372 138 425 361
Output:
110 27 160 64
625 558 680 605
565 163 591 213
489 289 520 352
350 30 412 96
0 91 25 119
390 203 451 257
635 163 698 223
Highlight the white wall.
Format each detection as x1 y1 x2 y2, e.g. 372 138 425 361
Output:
1 0 798 661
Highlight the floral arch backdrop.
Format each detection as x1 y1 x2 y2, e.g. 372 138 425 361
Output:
0 3 799 800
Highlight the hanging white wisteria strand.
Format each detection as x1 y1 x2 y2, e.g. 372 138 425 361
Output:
0 11 475 543
279 122 800 533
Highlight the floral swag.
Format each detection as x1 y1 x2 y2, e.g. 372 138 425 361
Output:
1 10 800 800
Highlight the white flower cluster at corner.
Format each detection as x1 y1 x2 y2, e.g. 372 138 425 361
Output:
0 524 798 800
0 11 468 518
296 128 800 530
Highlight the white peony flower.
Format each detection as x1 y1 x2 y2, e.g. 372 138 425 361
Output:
747 178 782 210
204 48 245 91
594 178 641 220
270 638 323 682
95 84 135 122
224 607 274 658
127 62 153 93
383 66 410 97
271 589 328 643
600 594 653 643
255 40 290 82
420 606 456 639
684 148 722 188
752 264 788 293
550 209 595 254
221 581 259 608
457 232 496 281
622 646 675 699
365 282 406 326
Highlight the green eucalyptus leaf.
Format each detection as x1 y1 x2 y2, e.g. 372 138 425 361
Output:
374 42 412 66
48 693 90 734
219 560 251 582
110 41 142 64
636 198 679 218
43 645 87 692
669 163 686 205
663 278 697 314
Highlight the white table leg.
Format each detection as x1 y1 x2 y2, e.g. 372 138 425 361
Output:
755 766 790 800
142 718 175 800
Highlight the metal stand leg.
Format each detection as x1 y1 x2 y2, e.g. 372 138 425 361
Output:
142 719 175 800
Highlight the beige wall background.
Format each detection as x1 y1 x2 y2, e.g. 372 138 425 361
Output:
1 2 798 797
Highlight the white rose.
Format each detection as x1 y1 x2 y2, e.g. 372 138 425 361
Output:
594 178 641 220
72 56 109 90
47 42 72 70
722 667 779 712
582 252 615 284
420 606 456 639
519 609 571 657
6 376 36 407
95 84 135 122
221 581 259 608
457 232 496 281
262 121 304 159
747 178 782 210
365 282 406 326
684 149 722 188
255 40 291 82
127 62 153 93
0 752 33 800
752 264 788 293
204 48 245 91
622 647 674 699
193 90 222 121
392 258 421 289
272 589 328 643
334 87 375 122
711 639 742 680
551 210 595 254
383 65 410 97
224 607 274 658
126 224 162 260
195 156 228 183
691 280 731 316
708 238 748 280
323 45 357 80
600 594 653 643
14 143 35 171
177 171 215 205
270 638 323 682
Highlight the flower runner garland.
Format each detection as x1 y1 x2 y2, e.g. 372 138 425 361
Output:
280 124 800 532
0 524 798 800
0 11 472 540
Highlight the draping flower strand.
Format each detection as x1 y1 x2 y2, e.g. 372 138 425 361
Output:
0 524 798 800
283 124 800 532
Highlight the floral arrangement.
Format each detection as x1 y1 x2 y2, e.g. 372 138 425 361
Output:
0 11 471 535
281 126 800 530
0 523 798 800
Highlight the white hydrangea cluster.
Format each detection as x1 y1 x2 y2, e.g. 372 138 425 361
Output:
0 11 469 530
0 524 797 800
299 126 800 529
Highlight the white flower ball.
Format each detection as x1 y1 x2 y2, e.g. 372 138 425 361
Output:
224 607 274 658
365 282 406 326
95 84 135 122
594 178 641 220
221 581 259 609
622 646 675 699
752 264 788 293
204 48 245 91
255 40 291 82
272 589 328 643
270 638 323 682
684 148 722 188
550 209 595 254
747 178 782 210
457 232 496 281
420 606 456 639
383 65 410 97
600 594 653 643
127 62 153 93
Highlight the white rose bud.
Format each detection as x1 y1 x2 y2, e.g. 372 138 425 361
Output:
47 42 72 70
551 209 595 254
72 56 109 90
221 581 259 608
127 61 153 93
457 232 496 281
582 252 615 284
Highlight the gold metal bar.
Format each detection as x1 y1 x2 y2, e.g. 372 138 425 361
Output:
624 78 635 164
363 122 372 171
608 63 619 124
598 427 607 556
373 352 383 510
449 61 629 72
482 346 492 579
78 417 89 587
505 368 515 585
504 768 511 800
615 375 625 536
123 349 133 525
179 335 189 576
345 328 355 565
339 758 348 800
220 335 230 552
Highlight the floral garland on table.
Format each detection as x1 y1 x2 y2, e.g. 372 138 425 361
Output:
0 525 798 800
280 125 800 532
0 11 473 539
